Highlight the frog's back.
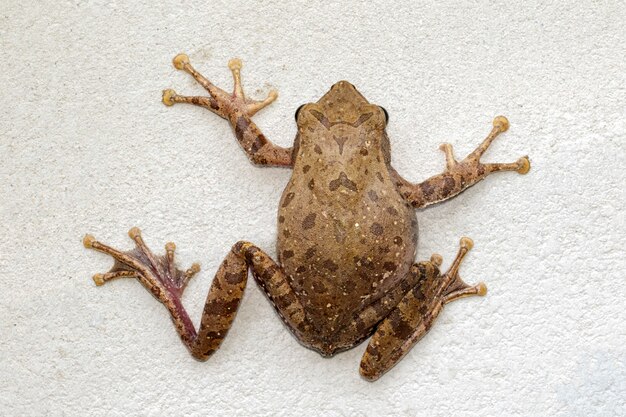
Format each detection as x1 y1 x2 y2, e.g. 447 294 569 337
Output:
276 84 417 351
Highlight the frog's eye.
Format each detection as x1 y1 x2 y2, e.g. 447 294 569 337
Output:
379 106 389 124
295 104 306 121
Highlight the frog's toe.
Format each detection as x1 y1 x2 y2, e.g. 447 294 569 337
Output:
172 53 190 70
516 156 531 174
83 228 200 292
441 237 488 303
162 89 177 106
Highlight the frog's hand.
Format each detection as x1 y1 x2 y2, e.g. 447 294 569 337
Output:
359 237 487 381
83 228 307 360
392 116 530 208
162 54 293 167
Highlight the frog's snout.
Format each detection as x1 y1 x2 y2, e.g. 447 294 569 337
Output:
331 80 356 90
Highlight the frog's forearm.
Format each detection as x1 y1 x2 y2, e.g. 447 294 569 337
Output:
392 117 530 208
162 54 293 168
227 112 293 167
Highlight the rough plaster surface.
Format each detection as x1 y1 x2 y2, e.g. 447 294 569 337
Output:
1 1 625 416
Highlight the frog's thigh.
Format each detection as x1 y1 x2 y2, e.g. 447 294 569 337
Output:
333 260 437 351
233 242 308 336
194 241 308 358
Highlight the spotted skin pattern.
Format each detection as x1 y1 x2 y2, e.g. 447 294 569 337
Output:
85 55 530 381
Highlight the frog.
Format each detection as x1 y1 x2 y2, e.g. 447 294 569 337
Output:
83 54 530 381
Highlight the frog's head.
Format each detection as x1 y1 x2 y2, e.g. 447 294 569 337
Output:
296 81 387 127
295 81 389 161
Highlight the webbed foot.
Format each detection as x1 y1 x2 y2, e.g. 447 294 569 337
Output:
394 116 530 208
84 229 307 359
162 54 277 118
161 54 292 167
84 228 201 347
439 237 487 303
84 227 200 295
439 116 530 177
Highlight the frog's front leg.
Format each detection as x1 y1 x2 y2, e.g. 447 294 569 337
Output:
83 228 307 359
392 117 530 208
359 237 486 381
162 54 293 167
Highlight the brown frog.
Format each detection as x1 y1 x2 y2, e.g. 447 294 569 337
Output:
83 54 530 381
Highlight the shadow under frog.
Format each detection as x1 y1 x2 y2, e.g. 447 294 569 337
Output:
84 54 530 381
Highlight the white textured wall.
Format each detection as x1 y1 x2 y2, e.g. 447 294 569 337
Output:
1 1 624 416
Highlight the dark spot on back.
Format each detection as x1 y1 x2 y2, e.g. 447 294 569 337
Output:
283 229 291 238
312 280 328 294
308 178 315 189
282 250 294 259
303 165 311 173
333 219 347 243
310 109 331 129
323 259 339 272
305 247 317 258
383 262 397 272
386 206 399 216
360 148 369 156
278 215 285 223
353 112 373 127
302 213 317 230
282 192 295 207
333 135 348 154
376 172 384 182
368 190 379 201
370 223 384 236
296 266 306 273
314 144 322 154
354 256 374 269
341 280 357 293
393 236 403 246
329 172 357 192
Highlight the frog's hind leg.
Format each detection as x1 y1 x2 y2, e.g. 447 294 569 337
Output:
84 228 307 360
331 256 440 353
359 237 486 381
162 54 292 167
